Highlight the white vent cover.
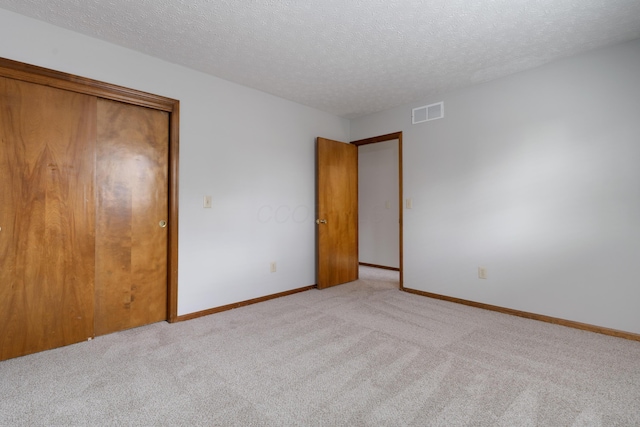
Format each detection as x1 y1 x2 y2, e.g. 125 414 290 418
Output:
412 102 444 124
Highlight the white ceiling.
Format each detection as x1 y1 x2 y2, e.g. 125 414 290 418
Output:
1 0 640 118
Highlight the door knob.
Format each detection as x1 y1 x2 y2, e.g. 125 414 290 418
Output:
159 220 167 228
316 219 327 225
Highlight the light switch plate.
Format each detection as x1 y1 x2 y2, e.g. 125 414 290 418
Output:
203 195 212 208
406 198 413 209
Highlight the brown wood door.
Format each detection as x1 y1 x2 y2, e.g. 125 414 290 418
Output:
94 99 169 336
0 77 96 360
316 137 358 289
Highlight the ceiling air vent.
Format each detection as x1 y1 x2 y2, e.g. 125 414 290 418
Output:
412 102 444 124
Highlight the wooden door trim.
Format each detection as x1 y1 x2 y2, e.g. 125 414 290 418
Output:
351 132 403 289
0 57 180 322
0 58 176 111
167 105 180 322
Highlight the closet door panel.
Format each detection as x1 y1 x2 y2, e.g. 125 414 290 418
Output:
0 77 96 361
95 99 168 336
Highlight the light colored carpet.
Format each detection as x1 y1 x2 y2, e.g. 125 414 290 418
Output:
1 266 639 426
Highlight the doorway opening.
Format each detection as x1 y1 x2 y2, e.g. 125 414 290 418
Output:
351 132 403 289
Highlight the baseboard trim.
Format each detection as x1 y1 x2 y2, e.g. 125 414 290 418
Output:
403 287 640 342
173 285 317 322
359 262 400 272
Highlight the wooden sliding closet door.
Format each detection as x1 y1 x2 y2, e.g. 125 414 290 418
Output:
94 99 169 336
0 77 96 360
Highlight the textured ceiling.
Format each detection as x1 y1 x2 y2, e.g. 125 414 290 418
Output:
1 0 640 118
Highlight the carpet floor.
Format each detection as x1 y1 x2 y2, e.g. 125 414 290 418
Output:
1 266 639 426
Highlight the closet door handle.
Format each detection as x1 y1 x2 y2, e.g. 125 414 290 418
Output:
159 220 167 228
316 219 327 225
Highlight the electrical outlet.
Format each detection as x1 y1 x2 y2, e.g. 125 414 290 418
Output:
478 267 487 280
270 262 277 273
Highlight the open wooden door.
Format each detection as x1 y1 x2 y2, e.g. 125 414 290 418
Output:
316 137 358 289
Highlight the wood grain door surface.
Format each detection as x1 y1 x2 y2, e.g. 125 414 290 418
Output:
0 77 97 360
316 137 358 289
95 99 168 336
0 78 169 360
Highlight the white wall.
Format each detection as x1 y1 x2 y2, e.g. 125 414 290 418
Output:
351 39 640 335
358 140 399 268
0 8 350 316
